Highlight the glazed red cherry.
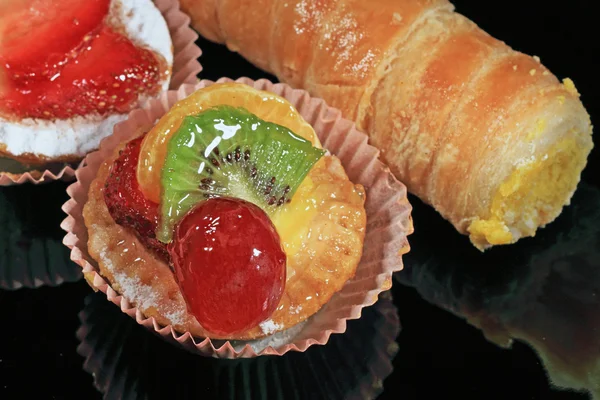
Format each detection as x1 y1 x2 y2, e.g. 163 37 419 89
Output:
168 197 286 336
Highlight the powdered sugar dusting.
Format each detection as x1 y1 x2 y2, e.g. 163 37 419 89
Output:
0 0 172 160
230 320 308 352
115 272 185 327
352 49 376 75
294 0 309 34
290 305 303 314
259 319 282 335
98 248 186 326
113 272 160 311
335 13 361 66
294 0 325 35
316 7 376 79
98 249 116 272
163 309 186 326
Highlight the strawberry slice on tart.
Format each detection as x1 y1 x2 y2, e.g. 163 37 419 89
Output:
0 0 173 166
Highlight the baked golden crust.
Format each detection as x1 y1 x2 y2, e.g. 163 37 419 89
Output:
181 0 594 249
0 143 82 166
83 133 366 340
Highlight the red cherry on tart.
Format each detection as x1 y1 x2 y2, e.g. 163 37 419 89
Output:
103 135 169 262
0 0 167 121
167 197 287 336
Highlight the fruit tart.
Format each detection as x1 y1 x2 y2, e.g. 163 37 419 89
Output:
82 82 369 340
0 0 174 169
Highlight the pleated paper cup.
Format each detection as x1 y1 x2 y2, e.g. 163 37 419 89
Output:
0 0 202 186
0 181 83 289
0 160 82 186
77 290 400 399
62 77 413 358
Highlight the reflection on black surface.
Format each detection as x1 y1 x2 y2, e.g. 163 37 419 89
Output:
76 291 399 400
0 182 81 289
396 184 600 399
0 157 77 175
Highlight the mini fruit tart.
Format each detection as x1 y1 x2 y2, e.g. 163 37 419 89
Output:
64 78 412 357
82 82 368 340
0 0 176 167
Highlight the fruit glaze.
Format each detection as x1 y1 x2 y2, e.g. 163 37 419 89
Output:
0 0 167 121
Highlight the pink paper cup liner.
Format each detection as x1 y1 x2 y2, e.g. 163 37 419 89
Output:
62 77 413 358
0 0 202 187
0 160 82 186
76 289 400 399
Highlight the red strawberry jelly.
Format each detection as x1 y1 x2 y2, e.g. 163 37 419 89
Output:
168 197 287 336
104 135 168 262
0 0 165 120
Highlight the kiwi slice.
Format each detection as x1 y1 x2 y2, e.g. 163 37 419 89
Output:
158 105 325 243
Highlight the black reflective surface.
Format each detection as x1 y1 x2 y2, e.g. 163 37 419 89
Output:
1 0 599 398
396 184 600 398
73 290 398 400
0 181 81 289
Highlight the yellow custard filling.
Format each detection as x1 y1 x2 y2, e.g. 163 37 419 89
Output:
468 136 588 249
272 174 319 257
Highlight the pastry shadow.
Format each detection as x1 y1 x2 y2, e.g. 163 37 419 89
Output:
396 182 600 398
76 290 400 400
0 181 82 289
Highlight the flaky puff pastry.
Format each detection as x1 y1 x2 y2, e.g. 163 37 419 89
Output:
83 94 367 340
181 0 594 249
